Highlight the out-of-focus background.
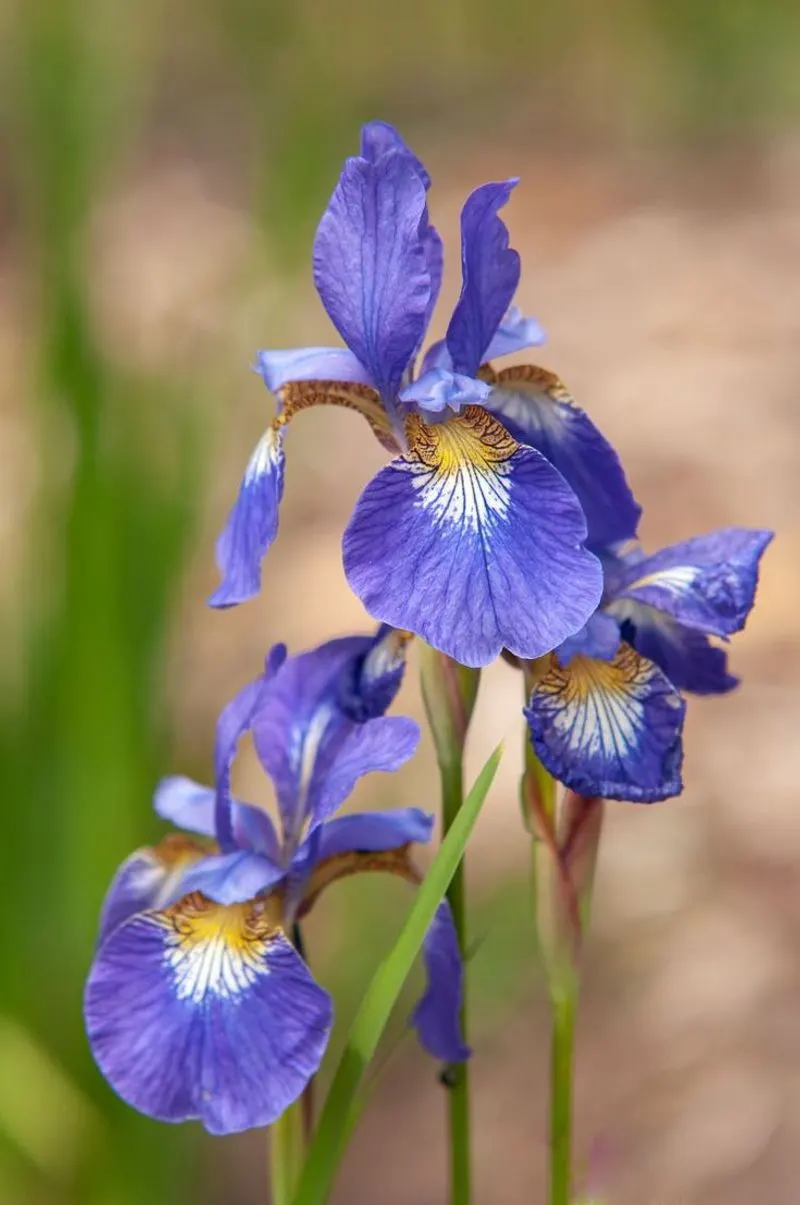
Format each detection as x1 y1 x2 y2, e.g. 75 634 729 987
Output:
1 1 798 1202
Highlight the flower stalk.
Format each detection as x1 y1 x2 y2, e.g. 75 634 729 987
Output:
419 643 480 1205
270 1099 305 1205
521 663 606 1205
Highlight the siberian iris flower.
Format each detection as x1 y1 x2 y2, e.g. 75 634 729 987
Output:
84 627 468 1135
524 527 773 802
209 120 642 668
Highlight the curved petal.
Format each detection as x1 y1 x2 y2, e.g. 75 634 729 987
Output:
485 366 641 549
313 151 431 399
153 776 216 836
400 367 491 416
557 611 621 665
483 305 546 361
208 428 285 608
446 180 520 376
97 835 210 945
173 850 284 906
305 807 434 862
251 636 373 839
85 896 332 1135
360 120 431 186
410 902 470 1063
337 625 411 722
525 645 685 803
620 609 738 696
305 715 421 830
343 407 603 667
357 122 442 354
609 527 773 637
255 347 372 393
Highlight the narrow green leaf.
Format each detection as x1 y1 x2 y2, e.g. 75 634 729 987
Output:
292 743 503 1205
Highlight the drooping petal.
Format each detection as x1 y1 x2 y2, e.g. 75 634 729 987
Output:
255 347 372 393
410 901 470 1064
85 895 332 1135
399 367 491 416
485 366 641 549
446 180 521 376
276 378 398 452
313 151 431 399
620 609 738 696
525 645 685 803
208 428 285 609
97 835 211 945
343 407 603 668
608 527 773 636
337 625 411 721
557 611 622 665
483 304 546 361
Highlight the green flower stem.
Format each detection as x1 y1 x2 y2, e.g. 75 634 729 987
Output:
439 751 471 1205
549 975 578 1205
419 643 481 1205
270 1100 305 1205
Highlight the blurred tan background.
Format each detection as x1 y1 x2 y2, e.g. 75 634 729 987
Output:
1 1 799 1202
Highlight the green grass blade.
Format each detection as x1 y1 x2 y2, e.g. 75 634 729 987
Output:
292 743 503 1205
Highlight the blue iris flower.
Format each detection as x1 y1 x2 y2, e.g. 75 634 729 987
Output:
209 120 642 668
84 627 468 1136
525 527 773 803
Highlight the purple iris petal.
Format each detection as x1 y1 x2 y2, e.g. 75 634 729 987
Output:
410 902 470 1063
400 368 491 415
208 429 285 609
85 901 331 1135
337 625 409 721
557 611 622 665
483 305 546 360
255 347 372 393
485 370 641 549
251 636 373 839
172 850 284 906
610 527 773 637
343 413 603 668
306 808 434 861
445 180 521 376
304 716 421 831
419 338 452 376
153 776 216 836
358 121 442 335
360 120 431 186
313 151 432 400
622 610 738 696
525 644 685 803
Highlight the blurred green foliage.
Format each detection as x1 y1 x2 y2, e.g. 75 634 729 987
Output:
0 0 797 1201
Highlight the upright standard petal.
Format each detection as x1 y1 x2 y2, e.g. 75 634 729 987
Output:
154 775 281 862
410 902 470 1063
97 835 210 945
525 645 685 803
609 527 773 636
343 407 603 668
313 151 431 399
620 609 738 696
484 366 641 549
250 636 376 840
208 428 285 608
360 120 431 186
85 895 332 1135
445 180 521 376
